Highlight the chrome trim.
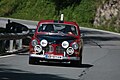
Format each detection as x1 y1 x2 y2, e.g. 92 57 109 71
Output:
30 54 80 60
56 46 65 53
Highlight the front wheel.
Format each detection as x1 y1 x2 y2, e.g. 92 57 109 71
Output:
29 57 39 65
71 59 82 66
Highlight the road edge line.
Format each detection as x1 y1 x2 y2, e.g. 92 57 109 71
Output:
0 54 16 59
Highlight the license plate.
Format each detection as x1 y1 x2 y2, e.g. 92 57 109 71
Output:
45 54 63 59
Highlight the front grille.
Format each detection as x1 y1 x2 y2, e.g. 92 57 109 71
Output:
43 45 65 54
56 46 65 53
44 45 54 53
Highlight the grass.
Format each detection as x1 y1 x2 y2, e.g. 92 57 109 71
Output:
0 0 119 33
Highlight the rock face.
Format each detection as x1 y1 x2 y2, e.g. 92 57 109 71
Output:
94 0 120 32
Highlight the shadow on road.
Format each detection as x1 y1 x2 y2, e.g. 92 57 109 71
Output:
32 62 93 68
81 29 120 47
81 29 120 41
81 29 108 35
0 64 76 80
0 69 73 80
83 36 120 41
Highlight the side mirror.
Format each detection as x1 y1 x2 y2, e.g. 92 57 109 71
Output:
31 29 36 33
29 29 36 34
81 33 85 38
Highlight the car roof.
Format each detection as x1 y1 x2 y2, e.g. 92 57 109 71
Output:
38 20 79 27
36 20 81 36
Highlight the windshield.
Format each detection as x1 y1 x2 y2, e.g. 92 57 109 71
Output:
38 24 78 35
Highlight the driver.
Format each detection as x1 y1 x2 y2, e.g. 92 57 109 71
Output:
64 25 73 34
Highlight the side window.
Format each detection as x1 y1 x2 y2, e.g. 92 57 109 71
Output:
38 24 46 32
42 25 46 31
71 26 77 35
71 26 75 31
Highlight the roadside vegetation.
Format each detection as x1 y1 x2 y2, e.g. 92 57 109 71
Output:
0 0 117 32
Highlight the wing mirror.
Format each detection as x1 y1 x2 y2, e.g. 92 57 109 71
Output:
81 33 85 38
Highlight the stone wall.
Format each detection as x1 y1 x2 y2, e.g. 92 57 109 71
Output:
94 0 120 32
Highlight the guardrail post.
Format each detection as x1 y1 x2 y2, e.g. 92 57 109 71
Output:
0 40 6 54
18 39 22 50
0 33 27 53
9 40 14 52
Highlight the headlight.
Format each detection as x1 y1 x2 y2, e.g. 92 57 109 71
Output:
62 41 69 48
31 39 38 46
72 42 79 50
66 47 74 55
40 39 48 47
34 45 42 53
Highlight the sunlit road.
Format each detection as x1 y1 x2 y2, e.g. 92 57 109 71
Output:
0 19 120 80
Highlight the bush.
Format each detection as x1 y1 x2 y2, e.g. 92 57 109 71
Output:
1 0 115 32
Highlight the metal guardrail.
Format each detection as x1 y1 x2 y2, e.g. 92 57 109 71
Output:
0 19 35 55
0 33 29 55
0 33 28 40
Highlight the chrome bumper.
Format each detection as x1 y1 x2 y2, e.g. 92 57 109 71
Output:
29 54 80 61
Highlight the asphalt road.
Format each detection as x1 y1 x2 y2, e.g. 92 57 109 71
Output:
0 18 120 80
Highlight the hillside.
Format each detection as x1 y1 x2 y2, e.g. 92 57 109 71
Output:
94 0 120 32
0 0 104 25
1 0 119 32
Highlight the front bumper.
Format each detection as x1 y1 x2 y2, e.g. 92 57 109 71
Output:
29 53 80 61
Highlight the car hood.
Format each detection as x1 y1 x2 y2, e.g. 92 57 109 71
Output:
36 34 77 44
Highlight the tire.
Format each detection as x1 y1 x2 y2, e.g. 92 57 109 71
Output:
71 60 82 66
71 48 82 66
79 48 83 65
29 57 39 65
79 55 82 65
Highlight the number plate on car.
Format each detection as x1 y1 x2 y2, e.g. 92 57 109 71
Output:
45 54 63 59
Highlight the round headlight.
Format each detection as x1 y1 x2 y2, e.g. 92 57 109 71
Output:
66 47 74 55
34 45 42 53
40 39 48 47
62 41 69 48
32 39 38 46
72 42 79 50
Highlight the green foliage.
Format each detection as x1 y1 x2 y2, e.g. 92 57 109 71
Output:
0 0 56 20
49 0 81 15
61 0 98 27
10 0 56 20
0 0 116 32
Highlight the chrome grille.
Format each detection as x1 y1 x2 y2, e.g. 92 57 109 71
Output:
56 46 65 53
43 45 65 54
44 45 54 53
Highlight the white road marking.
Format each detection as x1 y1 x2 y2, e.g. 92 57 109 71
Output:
0 54 16 59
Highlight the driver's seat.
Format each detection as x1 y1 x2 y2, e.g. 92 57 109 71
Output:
45 24 54 32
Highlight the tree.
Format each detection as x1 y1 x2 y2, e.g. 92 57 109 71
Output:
49 0 81 15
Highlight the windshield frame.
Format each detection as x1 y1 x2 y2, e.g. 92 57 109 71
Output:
37 23 78 36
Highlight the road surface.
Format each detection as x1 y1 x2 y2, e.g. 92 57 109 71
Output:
0 18 120 80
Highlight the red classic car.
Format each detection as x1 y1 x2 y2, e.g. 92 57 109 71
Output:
29 20 83 65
